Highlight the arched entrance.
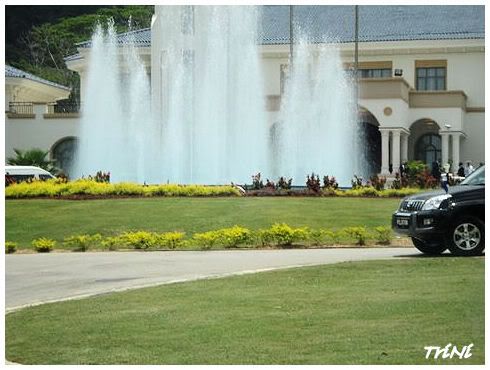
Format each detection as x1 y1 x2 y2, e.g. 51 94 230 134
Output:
51 136 77 177
359 106 381 176
409 119 440 169
415 134 441 166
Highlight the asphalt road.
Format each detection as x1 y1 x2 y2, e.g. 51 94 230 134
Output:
6 248 417 310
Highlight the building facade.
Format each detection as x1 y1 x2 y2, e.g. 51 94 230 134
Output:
6 5 485 176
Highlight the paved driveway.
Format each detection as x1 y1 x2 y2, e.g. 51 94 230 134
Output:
6 248 417 310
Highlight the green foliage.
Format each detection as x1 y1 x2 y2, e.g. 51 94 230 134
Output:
309 229 327 246
101 236 122 251
406 160 427 179
156 232 186 249
380 188 421 198
323 230 341 245
257 228 274 247
193 231 221 250
330 187 421 198
308 229 341 246
63 234 102 251
7 6 154 98
217 226 252 248
119 231 157 250
373 226 392 245
5 179 241 198
22 223 397 252
32 237 56 252
341 227 369 246
6 241 18 254
7 148 58 173
263 223 310 247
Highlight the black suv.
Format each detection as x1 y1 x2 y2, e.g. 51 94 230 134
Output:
392 165 484 256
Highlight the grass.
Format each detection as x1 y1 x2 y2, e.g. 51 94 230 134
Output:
5 258 484 365
6 197 400 249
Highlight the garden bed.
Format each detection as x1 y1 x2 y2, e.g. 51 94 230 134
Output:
5 179 424 199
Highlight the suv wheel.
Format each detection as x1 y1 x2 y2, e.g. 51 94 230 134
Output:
411 237 447 255
447 216 485 256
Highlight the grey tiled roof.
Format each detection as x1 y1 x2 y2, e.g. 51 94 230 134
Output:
71 5 484 52
261 5 484 43
6 65 71 91
76 27 151 48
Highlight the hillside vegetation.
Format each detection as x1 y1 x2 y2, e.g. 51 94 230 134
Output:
6 5 154 103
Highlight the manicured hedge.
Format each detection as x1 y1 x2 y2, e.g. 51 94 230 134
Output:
6 179 423 199
5 179 241 198
16 224 395 252
330 187 422 198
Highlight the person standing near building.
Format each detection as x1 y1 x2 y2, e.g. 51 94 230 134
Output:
464 161 474 176
457 162 465 177
431 161 441 180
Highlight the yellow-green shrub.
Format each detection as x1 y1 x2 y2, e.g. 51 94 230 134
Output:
119 231 157 249
101 236 122 251
5 180 240 198
380 188 421 197
6 241 17 254
32 237 56 252
193 230 221 250
341 226 369 246
309 229 331 245
373 226 392 245
113 182 145 196
265 223 310 247
217 226 252 248
63 234 102 252
156 232 186 249
344 187 380 197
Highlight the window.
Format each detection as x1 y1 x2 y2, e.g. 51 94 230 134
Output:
343 61 393 79
416 67 446 90
359 68 392 78
415 134 441 166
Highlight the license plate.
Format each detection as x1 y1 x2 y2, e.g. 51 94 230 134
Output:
397 218 409 226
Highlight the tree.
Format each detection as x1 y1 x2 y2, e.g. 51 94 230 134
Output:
7 148 58 173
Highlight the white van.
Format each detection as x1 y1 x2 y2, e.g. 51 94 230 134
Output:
5 165 55 183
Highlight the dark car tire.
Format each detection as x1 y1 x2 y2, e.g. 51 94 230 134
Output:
447 216 485 256
411 237 447 255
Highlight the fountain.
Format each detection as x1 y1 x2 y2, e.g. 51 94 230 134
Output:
74 6 363 186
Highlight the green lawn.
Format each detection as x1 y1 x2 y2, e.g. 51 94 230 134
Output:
6 197 400 248
6 258 484 365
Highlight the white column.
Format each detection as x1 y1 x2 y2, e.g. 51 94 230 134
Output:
401 132 408 163
391 130 401 174
441 132 449 168
380 130 390 175
451 133 461 173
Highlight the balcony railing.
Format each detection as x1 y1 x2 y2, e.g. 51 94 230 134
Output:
8 102 34 116
6 102 80 119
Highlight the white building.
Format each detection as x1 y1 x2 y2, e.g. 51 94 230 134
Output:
6 5 485 176
5 65 78 171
